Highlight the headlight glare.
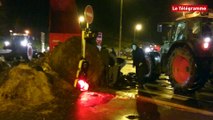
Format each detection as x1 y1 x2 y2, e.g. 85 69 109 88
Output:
20 39 28 46
4 41 10 46
144 47 151 53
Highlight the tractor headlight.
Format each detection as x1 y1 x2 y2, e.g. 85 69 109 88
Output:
20 39 28 46
4 41 10 46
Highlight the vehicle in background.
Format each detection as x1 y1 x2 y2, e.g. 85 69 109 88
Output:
1 32 33 61
146 10 213 93
49 33 80 51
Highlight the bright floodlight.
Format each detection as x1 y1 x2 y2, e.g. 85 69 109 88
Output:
25 30 30 35
4 41 10 46
21 39 28 46
135 24 142 31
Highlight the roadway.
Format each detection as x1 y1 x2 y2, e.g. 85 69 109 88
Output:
67 59 213 120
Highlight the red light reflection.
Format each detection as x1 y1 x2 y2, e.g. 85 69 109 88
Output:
73 92 115 120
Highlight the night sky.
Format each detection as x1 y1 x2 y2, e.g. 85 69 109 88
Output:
0 0 49 37
0 0 213 44
77 0 213 44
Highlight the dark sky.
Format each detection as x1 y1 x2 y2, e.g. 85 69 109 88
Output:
76 0 169 43
1 0 213 43
76 0 213 44
0 0 49 37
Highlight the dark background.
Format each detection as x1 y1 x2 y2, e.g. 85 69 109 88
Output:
76 0 213 45
0 0 49 37
0 0 212 46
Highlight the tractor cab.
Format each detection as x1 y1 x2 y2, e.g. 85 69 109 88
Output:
4 33 33 49
146 10 213 93
158 11 213 55
175 17 213 39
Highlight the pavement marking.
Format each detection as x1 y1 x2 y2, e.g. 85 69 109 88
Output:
137 95 213 117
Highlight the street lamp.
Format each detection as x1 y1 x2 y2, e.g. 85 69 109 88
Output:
79 15 85 23
133 24 142 42
118 0 123 56
79 15 86 29
25 30 30 35
9 30 13 35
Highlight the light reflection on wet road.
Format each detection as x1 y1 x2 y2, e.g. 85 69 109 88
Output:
67 59 213 120
67 77 213 120
70 90 139 120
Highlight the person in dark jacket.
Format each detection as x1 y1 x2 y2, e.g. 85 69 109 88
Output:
131 43 148 87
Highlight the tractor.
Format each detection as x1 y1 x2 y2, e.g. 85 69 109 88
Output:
146 11 213 93
2 32 33 61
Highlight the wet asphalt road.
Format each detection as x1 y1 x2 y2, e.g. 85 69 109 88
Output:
66 77 213 120
67 59 213 120
137 77 213 120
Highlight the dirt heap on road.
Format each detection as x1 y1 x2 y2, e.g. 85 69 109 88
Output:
0 64 54 107
49 37 104 88
0 37 105 107
0 36 106 119
0 62 77 120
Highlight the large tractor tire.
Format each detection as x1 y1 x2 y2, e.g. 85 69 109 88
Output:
145 52 161 82
22 45 33 61
26 45 33 60
168 47 208 93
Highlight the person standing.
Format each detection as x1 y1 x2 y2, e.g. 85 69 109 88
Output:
131 43 148 87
